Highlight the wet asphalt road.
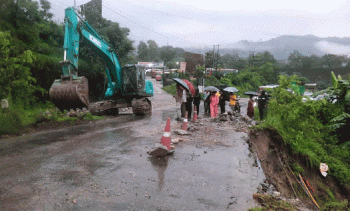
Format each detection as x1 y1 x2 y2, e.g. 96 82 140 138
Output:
0 78 265 211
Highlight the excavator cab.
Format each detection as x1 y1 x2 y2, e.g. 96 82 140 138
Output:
122 65 153 97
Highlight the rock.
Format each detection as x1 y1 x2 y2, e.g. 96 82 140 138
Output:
148 147 169 157
272 191 281 197
219 116 229 121
174 130 190 135
171 138 180 144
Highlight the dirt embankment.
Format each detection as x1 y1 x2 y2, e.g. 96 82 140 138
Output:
248 128 350 210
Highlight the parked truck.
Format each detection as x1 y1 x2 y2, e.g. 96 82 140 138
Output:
49 7 153 115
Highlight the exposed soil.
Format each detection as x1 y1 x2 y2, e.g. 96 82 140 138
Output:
248 128 350 210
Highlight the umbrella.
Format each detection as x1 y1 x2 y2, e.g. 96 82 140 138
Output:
223 87 239 93
182 79 196 96
204 86 220 92
172 78 189 91
244 91 259 96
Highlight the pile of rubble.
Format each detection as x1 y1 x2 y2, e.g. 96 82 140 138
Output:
66 107 90 118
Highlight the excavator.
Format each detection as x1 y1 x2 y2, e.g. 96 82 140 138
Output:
49 7 153 115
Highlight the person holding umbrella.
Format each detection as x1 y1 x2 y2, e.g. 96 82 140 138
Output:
258 90 269 120
174 83 187 118
186 92 193 119
244 91 258 119
247 95 254 119
229 92 237 112
219 90 226 114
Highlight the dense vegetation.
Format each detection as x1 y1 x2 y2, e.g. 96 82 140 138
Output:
0 0 133 135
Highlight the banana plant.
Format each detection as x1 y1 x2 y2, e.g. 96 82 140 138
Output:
329 71 350 145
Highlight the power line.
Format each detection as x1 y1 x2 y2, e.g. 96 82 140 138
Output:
101 4 200 47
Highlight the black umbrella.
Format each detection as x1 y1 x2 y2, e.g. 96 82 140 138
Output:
204 86 220 92
244 91 259 96
172 78 189 91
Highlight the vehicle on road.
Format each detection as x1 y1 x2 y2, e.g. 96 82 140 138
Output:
155 75 162 81
49 7 153 116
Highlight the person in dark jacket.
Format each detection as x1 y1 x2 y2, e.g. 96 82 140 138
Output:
219 91 226 114
186 93 193 119
258 90 268 120
193 88 201 115
204 90 210 114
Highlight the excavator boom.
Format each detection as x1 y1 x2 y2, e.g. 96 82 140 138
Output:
49 7 153 115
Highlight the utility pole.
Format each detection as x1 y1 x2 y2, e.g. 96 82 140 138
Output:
216 45 220 72
213 45 220 72
212 45 216 73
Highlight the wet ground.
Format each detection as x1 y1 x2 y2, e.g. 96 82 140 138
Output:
0 78 265 211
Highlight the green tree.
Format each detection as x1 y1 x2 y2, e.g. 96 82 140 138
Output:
321 54 345 68
39 0 53 20
0 31 36 105
252 51 276 67
160 45 176 65
288 50 303 70
137 41 149 61
147 40 159 62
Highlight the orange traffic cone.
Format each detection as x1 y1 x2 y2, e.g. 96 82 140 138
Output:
182 111 188 131
193 106 198 122
161 118 171 151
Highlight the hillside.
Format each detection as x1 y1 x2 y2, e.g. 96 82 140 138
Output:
185 35 350 60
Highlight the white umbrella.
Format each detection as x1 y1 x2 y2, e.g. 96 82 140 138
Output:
204 86 220 92
223 87 239 93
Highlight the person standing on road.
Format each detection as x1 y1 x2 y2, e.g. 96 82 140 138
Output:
186 92 193 119
210 91 219 118
258 90 268 120
229 92 237 112
247 95 255 119
219 91 226 114
193 88 201 115
204 90 210 114
174 84 187 118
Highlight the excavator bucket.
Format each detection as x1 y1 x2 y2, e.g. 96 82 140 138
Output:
49 76 90 111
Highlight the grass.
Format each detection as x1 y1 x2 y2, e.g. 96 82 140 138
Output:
0 101 104 136
249 194 298 211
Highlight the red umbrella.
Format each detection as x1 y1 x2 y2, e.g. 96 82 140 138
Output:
182 79 196 96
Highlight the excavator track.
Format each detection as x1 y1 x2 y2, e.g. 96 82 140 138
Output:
132 98 152 115
49 76 90 111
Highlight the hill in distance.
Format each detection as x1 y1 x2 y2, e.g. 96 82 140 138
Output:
185 35 350 60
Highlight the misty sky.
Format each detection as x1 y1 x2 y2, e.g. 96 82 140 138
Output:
48 0 350 49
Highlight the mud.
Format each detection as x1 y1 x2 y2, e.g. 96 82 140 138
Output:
0 78 266 210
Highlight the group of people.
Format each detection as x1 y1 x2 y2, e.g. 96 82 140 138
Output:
246 90 269 120
175 83 269 120
175 84 201 119
203 91 238 119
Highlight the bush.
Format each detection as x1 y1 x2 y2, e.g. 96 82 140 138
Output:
257 86 350 187
0 110 23 135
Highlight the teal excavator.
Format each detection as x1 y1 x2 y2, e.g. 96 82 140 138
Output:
49 7 153 115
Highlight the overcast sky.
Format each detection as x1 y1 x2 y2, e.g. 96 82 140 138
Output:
48 0 350 49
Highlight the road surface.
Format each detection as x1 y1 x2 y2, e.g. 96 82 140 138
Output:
0 78 265 210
